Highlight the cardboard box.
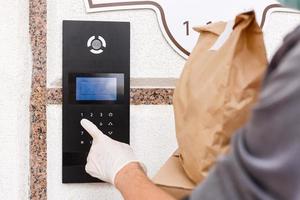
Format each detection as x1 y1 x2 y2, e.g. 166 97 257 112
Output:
153 151 196 199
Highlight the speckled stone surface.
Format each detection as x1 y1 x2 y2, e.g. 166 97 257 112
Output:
130 88 174 105
29 0 47 199
47 88 174 105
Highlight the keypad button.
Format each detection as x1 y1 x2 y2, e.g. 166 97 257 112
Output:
89 112 94 118
108 122 114 126
80 112 84 117
89 140 93 145
80 140 85 145
99 112 103 118
107 131 113 135
108 112 114 117
99 122 103 127
80 130 84 136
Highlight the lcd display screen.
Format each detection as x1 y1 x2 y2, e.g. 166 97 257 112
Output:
76 77 117 101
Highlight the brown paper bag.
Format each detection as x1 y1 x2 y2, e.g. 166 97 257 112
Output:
173 11 268 183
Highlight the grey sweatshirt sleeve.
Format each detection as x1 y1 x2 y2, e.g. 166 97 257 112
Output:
190 42 300 200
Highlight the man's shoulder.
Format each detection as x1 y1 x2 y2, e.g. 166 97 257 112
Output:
278 40 300 73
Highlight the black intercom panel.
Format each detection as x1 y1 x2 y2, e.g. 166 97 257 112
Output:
62 21 130 183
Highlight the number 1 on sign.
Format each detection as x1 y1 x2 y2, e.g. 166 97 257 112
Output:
183 21 189 36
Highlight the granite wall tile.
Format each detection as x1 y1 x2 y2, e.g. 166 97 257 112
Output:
47 88 174 105
29 0 47 199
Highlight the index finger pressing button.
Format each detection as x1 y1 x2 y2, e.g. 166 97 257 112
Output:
80 119 103 139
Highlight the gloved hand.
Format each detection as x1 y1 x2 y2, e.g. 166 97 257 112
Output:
80 119 145 185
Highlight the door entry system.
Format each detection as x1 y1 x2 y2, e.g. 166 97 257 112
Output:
62 21 130 183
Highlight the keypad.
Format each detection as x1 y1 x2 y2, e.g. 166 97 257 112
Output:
79 111 116 146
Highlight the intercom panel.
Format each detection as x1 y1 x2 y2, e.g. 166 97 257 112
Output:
62 21 130 183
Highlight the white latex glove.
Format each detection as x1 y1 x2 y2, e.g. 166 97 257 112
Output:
80 118 145 185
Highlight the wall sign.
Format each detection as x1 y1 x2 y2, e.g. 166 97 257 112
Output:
84 0 284 58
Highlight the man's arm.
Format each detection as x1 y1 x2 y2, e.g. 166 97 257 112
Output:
115 162 175 200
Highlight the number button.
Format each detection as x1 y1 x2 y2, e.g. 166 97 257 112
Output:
80 130 84 136
80 140 85 145
108 122 114 127
99 122 103 127
89 112 94 118
80 112 84 117
99 112 104 118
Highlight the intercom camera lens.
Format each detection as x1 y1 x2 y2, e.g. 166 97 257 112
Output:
91 39 102 50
